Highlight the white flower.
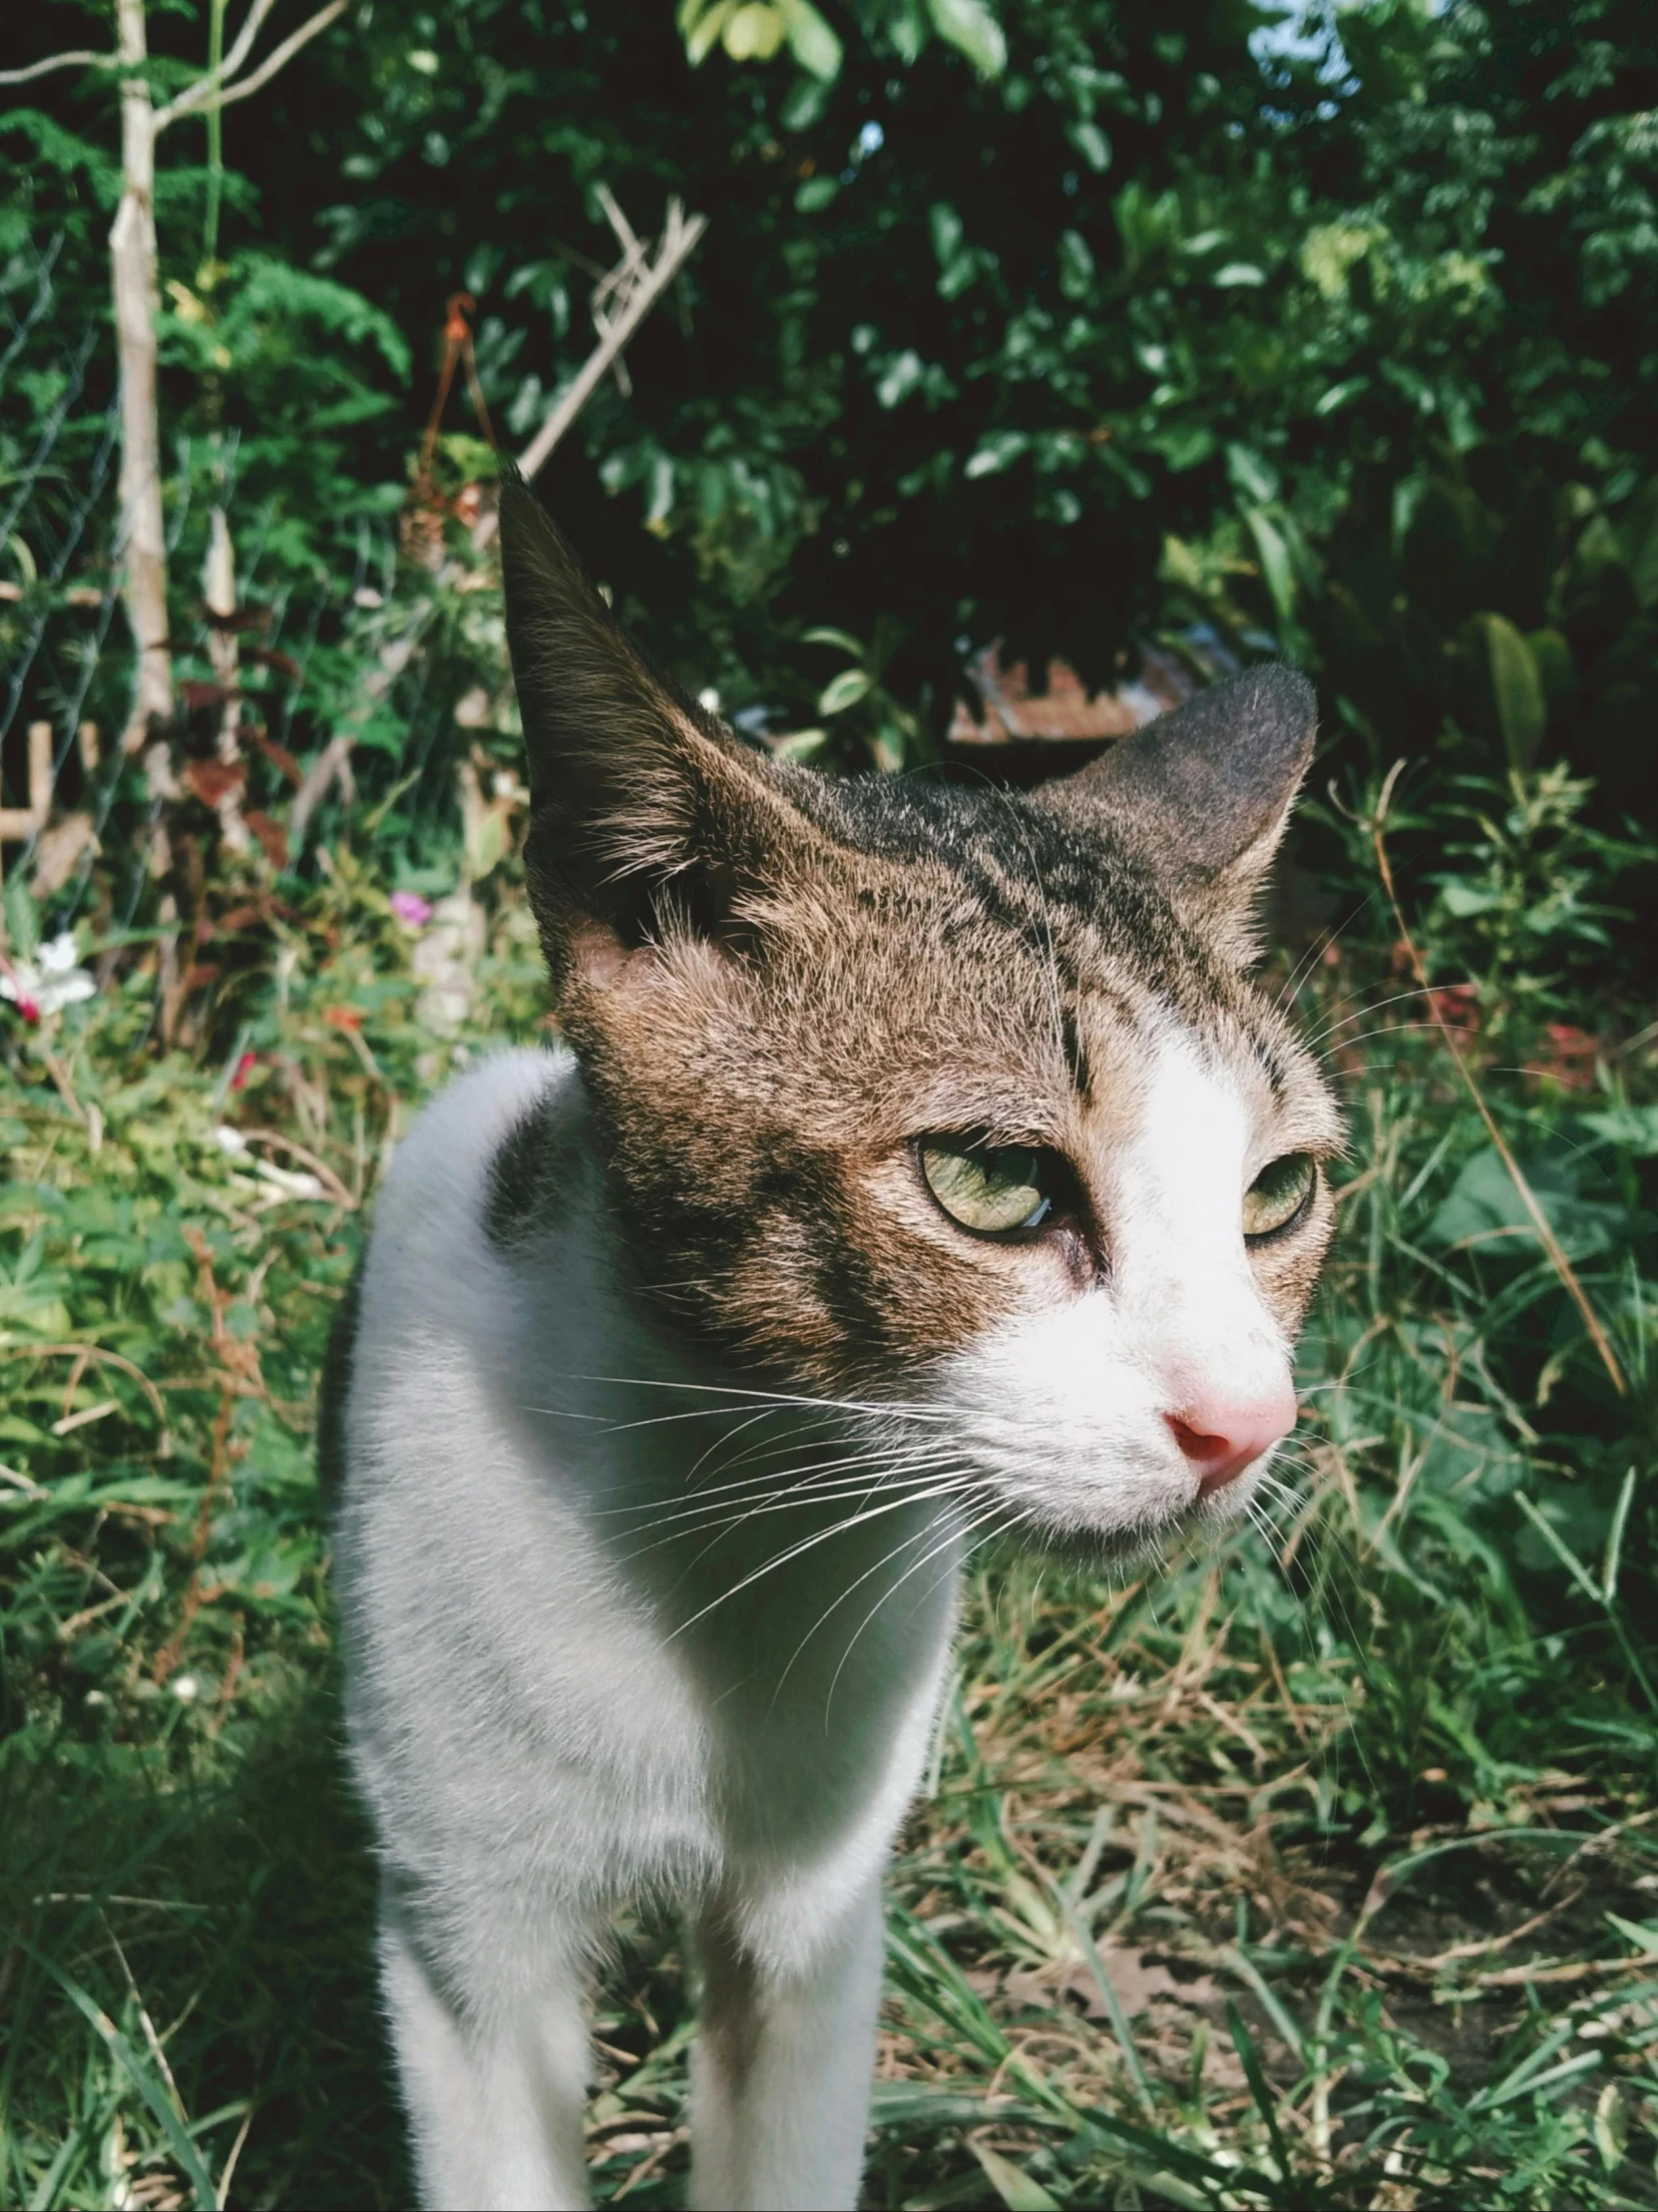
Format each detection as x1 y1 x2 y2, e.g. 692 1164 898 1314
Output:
0 931 97 1023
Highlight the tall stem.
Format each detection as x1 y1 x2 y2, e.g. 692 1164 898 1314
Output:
204 0 225 262
111 0 173 752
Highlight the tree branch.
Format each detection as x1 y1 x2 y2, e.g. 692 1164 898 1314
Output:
211 0 283 95
515 206 708 484
0 50 116 88
155 0 345 133
156 0 279 125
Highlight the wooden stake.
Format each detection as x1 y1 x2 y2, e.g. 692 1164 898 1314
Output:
0 721 53 839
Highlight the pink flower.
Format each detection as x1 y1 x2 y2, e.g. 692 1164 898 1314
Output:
229 1051 259 1091
390 891 433 929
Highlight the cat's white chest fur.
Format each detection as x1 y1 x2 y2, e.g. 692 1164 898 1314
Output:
334 1048 960 2209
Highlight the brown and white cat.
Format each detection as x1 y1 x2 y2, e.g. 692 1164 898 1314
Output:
327 474 1342 2211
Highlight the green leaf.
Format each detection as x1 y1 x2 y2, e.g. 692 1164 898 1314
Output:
876 348 925 407
926 0 1007 76
1243 507 1296 622
794 175 838 213
971 2141 1058 2211
779 70 829 127
965 430 1029 479
1584 1105 1658 1154
868 2083 1051 2135
1596 2081 1630 2173
1066 121 1111 173
681 0 737 64
1475 612 1548 772
776 0 843 80
4 875 40 960
769 726 829 761
465 810 508 881
818 668 873 715
1227 443 1279 503
722 3 786 61
1315 376 1369 415
1526 625 1574 707
1437 879 1500 917
887 0 928 64
1226 2001 1293 2181
1057 227 1094 297
930 202 964 262
1622 479 1658 609
802 627 866 655
1428 1146 1620 1258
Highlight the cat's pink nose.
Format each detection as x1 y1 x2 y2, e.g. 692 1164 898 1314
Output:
1167 1390 1296 1496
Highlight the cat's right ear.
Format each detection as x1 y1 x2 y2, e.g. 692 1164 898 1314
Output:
1030 664 1317 959
499 472 769 984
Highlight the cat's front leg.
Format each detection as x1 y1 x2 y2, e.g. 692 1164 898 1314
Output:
689 1875 886 2212
380 1916 594 2212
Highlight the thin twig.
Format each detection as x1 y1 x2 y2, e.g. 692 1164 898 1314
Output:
0 50 115 87
7 1342 167 1423
207 0 283 93
231 1126 355 1209
514 208 707 484
155 0 346 132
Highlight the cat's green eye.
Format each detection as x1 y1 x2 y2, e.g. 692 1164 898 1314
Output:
920 1138 1056 1237
1243 1151 1316 1241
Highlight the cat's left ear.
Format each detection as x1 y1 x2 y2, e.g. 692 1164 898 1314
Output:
1030 664 1317 955
499 470 808 986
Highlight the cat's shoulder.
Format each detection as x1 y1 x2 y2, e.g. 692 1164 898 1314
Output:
372 1043 590 1268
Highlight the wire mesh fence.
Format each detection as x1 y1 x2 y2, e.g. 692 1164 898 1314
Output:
2 221 525 1018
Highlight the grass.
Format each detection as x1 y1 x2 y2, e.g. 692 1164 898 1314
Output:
3 770 1657 2210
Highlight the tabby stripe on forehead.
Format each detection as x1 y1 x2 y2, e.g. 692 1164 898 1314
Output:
1060 1009 1090 1100
945 864 1081 981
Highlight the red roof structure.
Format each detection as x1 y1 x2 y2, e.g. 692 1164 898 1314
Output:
945 643 1199 786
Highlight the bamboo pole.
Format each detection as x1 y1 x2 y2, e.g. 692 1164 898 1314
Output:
111 0 173 753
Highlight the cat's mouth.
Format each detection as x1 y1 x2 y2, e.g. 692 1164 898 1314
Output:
1000 1464 1266 1573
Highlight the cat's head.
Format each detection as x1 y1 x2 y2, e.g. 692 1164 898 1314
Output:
500 477 1342 1552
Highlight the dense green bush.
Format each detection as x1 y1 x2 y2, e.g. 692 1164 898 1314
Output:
7 1 1657 821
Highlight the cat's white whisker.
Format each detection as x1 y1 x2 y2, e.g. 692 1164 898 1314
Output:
643 1466 972 1591
768 1510 965 1714
1303 980 1465 1052
611 1459 976 1557
543 1373 950 1424
822 1501 1017 1727
1315 1021 1445 1064
678 1404 847 1491
663 1474 984 1640
592 1434 971 1530
1273 890 1379 1013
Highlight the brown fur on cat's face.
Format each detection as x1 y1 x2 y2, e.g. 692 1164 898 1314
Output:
498 477 1342 1543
